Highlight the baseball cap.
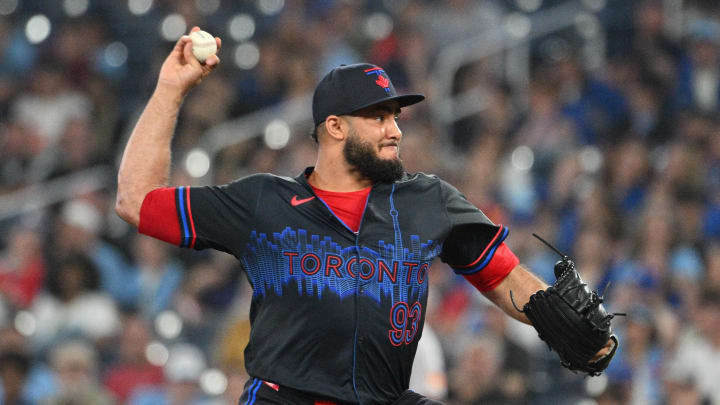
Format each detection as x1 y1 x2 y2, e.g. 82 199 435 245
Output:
312 63 425 127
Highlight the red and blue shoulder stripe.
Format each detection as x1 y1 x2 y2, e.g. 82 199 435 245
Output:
174 187 197 249
451 225 519 291
451 225 510 275
139 187 197 249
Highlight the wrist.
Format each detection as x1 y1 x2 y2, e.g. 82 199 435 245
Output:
151 83 185 113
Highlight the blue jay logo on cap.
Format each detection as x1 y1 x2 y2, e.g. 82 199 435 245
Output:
364 66 391 94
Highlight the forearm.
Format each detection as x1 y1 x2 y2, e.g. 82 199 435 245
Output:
482 264 547 324
116 84 185 226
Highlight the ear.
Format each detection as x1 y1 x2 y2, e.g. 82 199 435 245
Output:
324 115 347 142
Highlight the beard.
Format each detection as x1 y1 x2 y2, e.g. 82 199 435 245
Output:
343 128 404 184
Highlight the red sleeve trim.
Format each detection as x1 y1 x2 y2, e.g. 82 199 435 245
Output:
463 243 519 292
185 187 197 249
138 188 182 246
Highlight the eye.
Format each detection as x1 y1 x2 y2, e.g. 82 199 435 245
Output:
394 114 400 121
375 116 384 122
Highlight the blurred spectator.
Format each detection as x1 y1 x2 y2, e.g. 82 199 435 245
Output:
0 327 57 405
705 243 720 294
0 123 45 191
50 20 104 83
409 324 447 400
624 77 674 144
663 379 703 405
629 0 681 87
0 299 7 329
232 40 288 116
675 18 720 112
515 76 577 175
606 139 651 215
0 226 45 309
10 67 91 167
178 75 234 145
215 282 252 375
705 128 720 238
45 340 115 405
30 253 120 349
480 306 532 403
554 57 630 145
573 225 613 287
594 384 630 405
128 343 210 405
128 235 184 318
314 2 363 76
606 306 664 404
103 315 164 403
0 351 31 405
216 316 251 378
447 335 512 404
47 118 103 179
0 17 36 114
52 199 136 308
462 135 505 215
664 290 720 404
174 258 235 348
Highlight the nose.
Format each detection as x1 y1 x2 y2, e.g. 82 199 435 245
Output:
386 117 402 141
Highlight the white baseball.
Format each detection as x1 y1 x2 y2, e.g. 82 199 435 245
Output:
189 30 217 63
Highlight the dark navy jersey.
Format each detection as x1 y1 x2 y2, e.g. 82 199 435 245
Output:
139 167 516 404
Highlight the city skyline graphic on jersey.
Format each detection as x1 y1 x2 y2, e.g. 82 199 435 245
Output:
241 226 442 305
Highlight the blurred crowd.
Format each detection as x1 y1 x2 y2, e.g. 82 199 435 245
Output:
1 0 720 404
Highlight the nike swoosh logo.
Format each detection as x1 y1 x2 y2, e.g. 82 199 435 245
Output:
290 195 315 206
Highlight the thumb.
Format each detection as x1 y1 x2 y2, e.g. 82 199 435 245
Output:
183 40 203 70
170 35 192 59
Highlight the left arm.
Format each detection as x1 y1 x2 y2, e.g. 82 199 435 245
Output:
481 264 547 324
481 263 615 361
438 178 617 371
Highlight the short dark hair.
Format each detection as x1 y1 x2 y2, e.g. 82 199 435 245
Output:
310 123 321 143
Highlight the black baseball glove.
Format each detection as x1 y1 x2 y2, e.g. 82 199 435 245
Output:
513 235 621 376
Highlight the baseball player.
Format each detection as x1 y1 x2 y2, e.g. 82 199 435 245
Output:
116 28 617 405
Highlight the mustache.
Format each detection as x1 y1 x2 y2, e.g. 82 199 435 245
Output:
344 135 404 183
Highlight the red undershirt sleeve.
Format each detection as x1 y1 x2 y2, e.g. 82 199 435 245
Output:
445 224 519 291
461 242 519 291
138 187 183 247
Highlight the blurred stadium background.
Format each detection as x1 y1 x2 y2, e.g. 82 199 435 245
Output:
1 0 720 404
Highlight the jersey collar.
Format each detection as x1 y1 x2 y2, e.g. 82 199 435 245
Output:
295 167 410 189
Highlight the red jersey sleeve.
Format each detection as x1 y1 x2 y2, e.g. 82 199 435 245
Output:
138 187 186 247
138 175 265 253
461 242 519 291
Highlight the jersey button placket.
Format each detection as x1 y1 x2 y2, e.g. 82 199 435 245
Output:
351 188 373 404
351 243 363 404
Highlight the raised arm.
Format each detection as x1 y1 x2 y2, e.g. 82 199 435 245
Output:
115 27 221 227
